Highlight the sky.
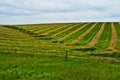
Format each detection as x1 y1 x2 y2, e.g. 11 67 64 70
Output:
0 0 120 24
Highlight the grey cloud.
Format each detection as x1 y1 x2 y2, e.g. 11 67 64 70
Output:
0 0 120 24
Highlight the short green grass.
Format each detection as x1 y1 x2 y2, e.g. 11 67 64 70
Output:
1 22 120 80
1 51 120 80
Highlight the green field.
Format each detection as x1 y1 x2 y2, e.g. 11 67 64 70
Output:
0 22 120 80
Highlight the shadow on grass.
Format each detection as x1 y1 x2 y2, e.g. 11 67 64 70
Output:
71 47 96 52
2 25 36 35
52 40 64 43
2 25 52 40
0 51 38 58
88 52 120 58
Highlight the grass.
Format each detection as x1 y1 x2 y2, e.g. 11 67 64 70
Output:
1 22 120 80
77 23 102 45
1 51 120 80
63 23 94 43
48 24 76 37
53 23 85 40
95 23 111 51
115 22 120 50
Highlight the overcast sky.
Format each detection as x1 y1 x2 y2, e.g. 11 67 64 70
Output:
0 0 120 24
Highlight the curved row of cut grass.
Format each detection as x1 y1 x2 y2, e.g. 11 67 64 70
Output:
50 23 81 38
0 26 51 52
115 22 120 50
87 23 106 47
0 26 69 53
17 24 49 32
55 23 90 42
106 22 117 52
52 23 86 41
47 23 77 37
77 23 102 46
62 23 94 43
17 23 70 34
95 23 111 51
33 23 72 35
71 23 98 44
40 24 74 36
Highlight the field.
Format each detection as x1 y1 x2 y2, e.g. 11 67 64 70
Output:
0 22 120 80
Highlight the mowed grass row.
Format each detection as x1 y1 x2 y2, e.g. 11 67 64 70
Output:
16 23 70 34
52 23 86 40
62 23 94 43
3 22 119 52
77 23 102 45
44 23 78 37
1 23 120 80
87 23 106 47
0 26 44 53
16 24 50 32
115 22 120 50
106 22 118 52
95 23 111 51
34 23 71 34
40 24 75 36
0 26 70 53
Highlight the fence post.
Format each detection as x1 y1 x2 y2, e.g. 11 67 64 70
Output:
65 51 68 61
14 48 17 54
91 47 95 54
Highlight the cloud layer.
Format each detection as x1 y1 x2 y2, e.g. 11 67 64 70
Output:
0 0 120 24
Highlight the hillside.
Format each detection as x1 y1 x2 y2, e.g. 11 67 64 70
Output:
0 22 120 80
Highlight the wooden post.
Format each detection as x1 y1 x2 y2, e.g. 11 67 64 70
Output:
65 51 68 61
14 48 17 54
91 47 94 54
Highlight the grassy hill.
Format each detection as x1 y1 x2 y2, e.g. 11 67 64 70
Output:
0 22 120 80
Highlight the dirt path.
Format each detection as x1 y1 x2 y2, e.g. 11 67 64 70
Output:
41 24 73 35
106 22 117 52
58 23 90 41
87 23 106 47
51 24 80 38
71 23 98 44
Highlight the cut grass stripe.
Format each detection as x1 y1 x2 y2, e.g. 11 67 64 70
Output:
76 23 102 46
87 22 106 47
51 23 81 38
62 23 94 43
34 26 55 33
48 24 77 37
40 24 73 36
115 22 120 50
106 22 117 52
71 23 98 44
58 23 90 41
34 24 69 34
95 23 111 51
